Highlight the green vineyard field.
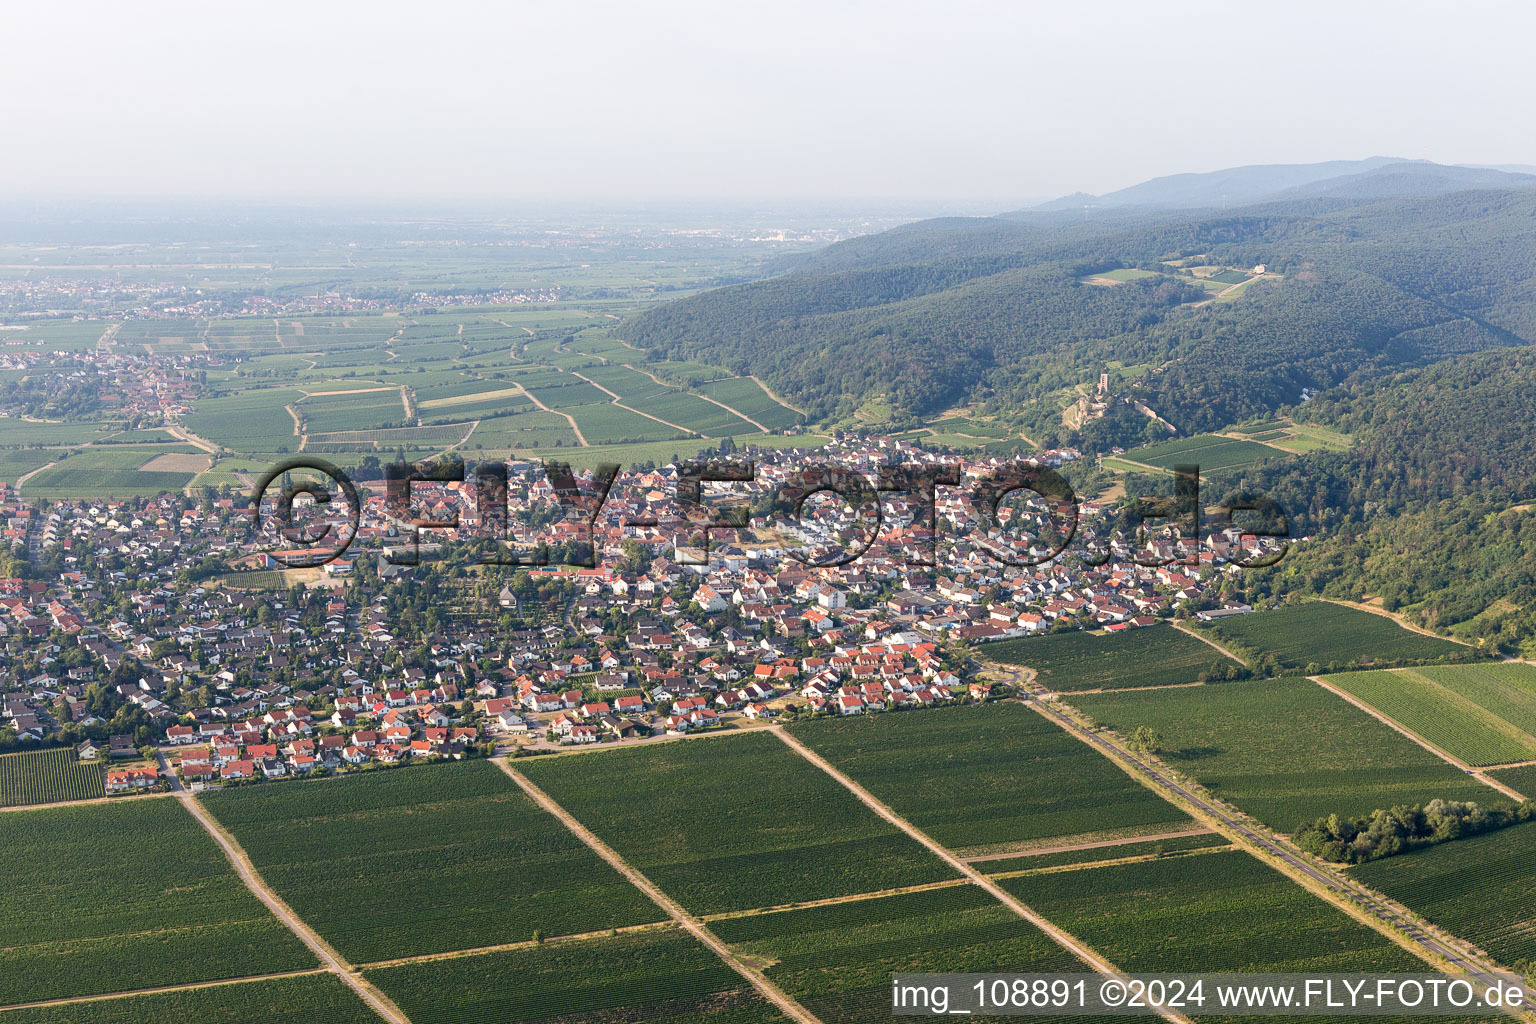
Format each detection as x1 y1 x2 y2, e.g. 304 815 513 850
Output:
518 731 957 915
0 798 315 1005
1356 821 1536 967
986 623 1241 690
1069 677 1507 831
1324 668 1536 767
789 702 1191 855
367 926 788 1024
712 884 1087 1024
199 759 662 963
0 747 103 806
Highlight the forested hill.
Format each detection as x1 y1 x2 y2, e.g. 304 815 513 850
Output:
1223 347 1536 652
622 188 1536 430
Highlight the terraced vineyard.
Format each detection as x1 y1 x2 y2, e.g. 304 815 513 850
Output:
0 797 315 1006
0 746 103 806
518 731 957 915
1356 820 1536 967
1203 602 1468 670
986 622 1241 690
199 759 662 963
1324 668 1536 767
366 926 788 1024
0 975 383 1024
789 702 1192 856
1068 677 1507 831
711 884 1087 1024
1002 849 1426 973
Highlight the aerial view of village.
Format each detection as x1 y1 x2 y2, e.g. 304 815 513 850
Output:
5 2 1536 1023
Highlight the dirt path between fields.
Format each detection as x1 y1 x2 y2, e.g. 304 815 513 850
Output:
176 792 409 1024
962 828 1217 864
165 421 219 454
1056 680 1207 696
355 921 674 970
491 758 822 1024
1171 620 1250 666
769 728 1193 1024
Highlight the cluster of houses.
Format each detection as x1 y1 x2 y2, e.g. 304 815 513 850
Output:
0 432 1262 785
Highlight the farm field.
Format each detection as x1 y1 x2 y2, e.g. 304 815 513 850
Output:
0 746 103 806
517 731 957 915
1068 677 1508 831
1323 666 1536 767
0 318 109 351
1226 418 1352 454
198 759 662 963
20 446 203 497
1001 849 1427 974
1410 662 1536 736
986 623 1242 690
0 975 384 1024
789 703 1193 856
624 390 758 436
1355 820 1536 968
463 408 579 449
0 797 315 1006
1203 602 1468 670
1081 267 1163 284
1123 432 1280 473
493 432 829 470
712 884 1087 1024
0 417 110 446
297 388 407 433
182 386 306 451
365 926 788 1024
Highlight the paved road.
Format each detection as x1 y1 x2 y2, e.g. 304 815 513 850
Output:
1026 695 1534 1002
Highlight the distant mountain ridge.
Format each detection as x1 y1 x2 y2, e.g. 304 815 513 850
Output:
1028 158 1536 212
1029 158 1407 212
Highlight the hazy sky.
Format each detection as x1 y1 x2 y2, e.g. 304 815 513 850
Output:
6 0 1534 205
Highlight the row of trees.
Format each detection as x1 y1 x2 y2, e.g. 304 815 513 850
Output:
1295 799 1536 864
